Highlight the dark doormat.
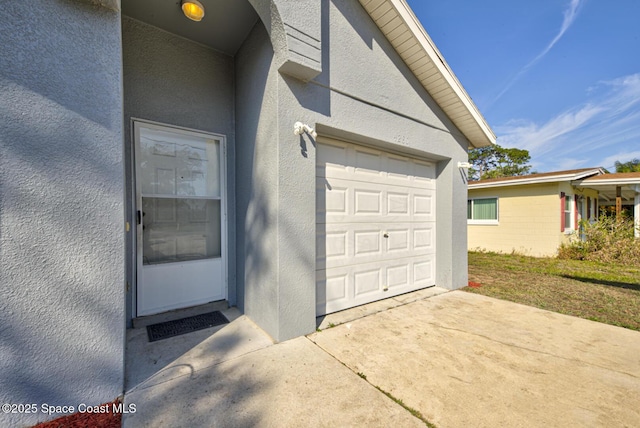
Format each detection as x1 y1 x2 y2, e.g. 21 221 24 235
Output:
147 311 229 342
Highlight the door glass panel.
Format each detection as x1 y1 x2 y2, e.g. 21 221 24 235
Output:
142 198 221 265
138 127 220 197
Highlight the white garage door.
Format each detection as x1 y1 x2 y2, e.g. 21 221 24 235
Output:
316 137 436 316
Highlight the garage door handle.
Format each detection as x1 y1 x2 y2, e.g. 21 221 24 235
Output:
383 232 389 238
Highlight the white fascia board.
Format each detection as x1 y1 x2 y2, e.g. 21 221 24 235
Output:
470 173 598 189
469 169 603 190
468 177 567 189
388 0 496 148
572 168 607 180
577 178 640 187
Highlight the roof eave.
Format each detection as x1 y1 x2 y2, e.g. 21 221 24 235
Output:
577 178 640 186
361 0 496 148
469 169 604 189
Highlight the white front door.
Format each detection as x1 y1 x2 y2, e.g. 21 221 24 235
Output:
134 121 226 316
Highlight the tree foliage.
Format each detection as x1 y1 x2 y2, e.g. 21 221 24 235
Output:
468 144 533 181
614 158 640 173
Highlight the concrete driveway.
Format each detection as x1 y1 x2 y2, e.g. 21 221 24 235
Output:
124 290 640 427
310 291 640 427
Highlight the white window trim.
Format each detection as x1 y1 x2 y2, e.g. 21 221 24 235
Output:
467 197 499 225
563 194 574 234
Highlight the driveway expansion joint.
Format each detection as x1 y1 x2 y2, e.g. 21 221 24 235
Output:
304 336 436 427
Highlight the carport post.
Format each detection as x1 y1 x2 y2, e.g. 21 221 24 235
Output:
616 186 622 219
634 186 639 238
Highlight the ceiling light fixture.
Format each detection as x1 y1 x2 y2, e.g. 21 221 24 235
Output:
181 0 205 22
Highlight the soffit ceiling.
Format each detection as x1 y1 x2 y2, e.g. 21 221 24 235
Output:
582 185 639 203
122 0 259 56
122 0 497 148
359 0 496 148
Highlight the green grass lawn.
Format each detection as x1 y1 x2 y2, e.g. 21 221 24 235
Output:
466 251 640 331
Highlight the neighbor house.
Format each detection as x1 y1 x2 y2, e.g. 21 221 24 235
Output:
467 168 640 257
468 169 602 256
0 0 495 425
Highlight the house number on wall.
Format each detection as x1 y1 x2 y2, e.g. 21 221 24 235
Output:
393 135 409 145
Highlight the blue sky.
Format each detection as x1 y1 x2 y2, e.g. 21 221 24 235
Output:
406 0 640 173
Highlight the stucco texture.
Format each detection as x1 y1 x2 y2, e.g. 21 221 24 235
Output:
235 0 470 341
235 21 282 338
0 0 125 426
122 17 237 318
1 0 482 423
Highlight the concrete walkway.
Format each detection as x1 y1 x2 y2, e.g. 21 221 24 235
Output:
124 290 640 427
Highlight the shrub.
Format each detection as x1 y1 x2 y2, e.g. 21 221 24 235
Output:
558 215 640 265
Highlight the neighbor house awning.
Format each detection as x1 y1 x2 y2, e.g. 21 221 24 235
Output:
576 172 640 238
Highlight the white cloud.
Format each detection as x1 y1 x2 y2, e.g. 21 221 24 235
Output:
554 158 590 171
599 73 640 113
537 0 582 63
496 72 640 171
493 0 583 104
496 103 604 153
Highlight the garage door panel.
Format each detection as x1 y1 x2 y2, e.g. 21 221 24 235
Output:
316 271 349 312
386 156 411 179
413 160 437 181
317 139 435 178
354 189 382 215
317 222 435 270
317 139 436 316
316 141 348 172
326 186 348 214
316 180 349 223
413 193 435 221
317 255 436 314
354 229 382 256
319 177 434 223
414 258 435 286
354 148 383 176
388 191 410 215
354 268 382 297
414 227 435 252
386 228 409 252
322 168 435 189
387 264 409 288
316 230 348 262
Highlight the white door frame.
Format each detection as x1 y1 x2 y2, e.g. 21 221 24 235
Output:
130 118 228 318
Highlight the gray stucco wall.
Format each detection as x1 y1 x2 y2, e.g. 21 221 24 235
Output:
235 0 469 342
122 17 237 319
0 0 474 423
235 22 282 338
313 0 470 292
0 1 125 426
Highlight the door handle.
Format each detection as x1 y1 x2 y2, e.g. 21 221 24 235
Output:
137 210 141 225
